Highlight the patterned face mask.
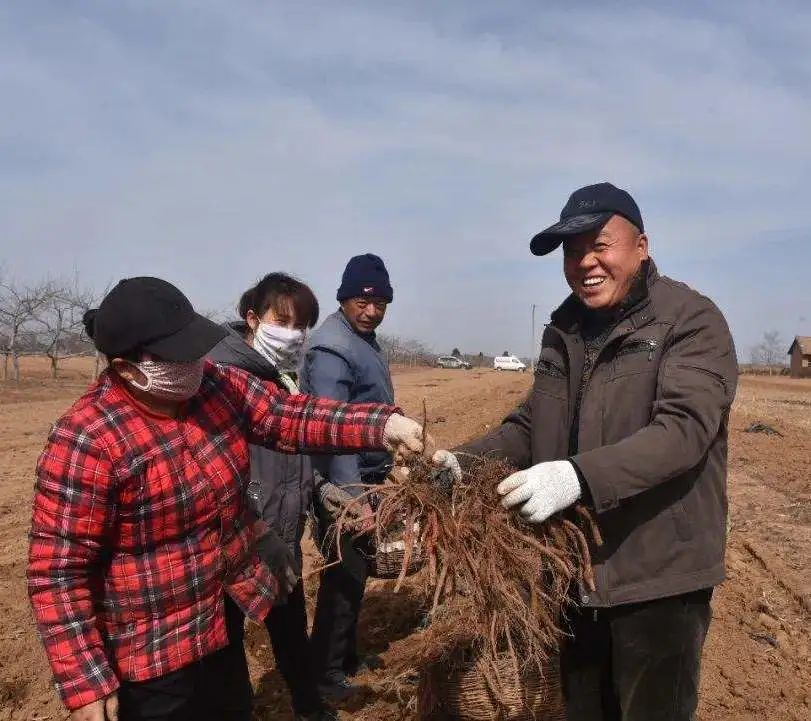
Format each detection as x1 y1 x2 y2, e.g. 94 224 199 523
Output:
124 356 205 401
252 322 306 372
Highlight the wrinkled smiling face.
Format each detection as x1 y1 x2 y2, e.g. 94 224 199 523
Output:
341 297 388 334
562 214 649 310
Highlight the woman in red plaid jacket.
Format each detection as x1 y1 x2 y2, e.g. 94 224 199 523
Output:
27 277 437 721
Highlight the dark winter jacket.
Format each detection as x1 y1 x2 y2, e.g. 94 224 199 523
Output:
460 260 738 607
208 322 313 566
300 310 394 495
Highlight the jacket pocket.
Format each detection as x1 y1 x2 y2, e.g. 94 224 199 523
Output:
533 362 568 400
535 359 566 379
616 338 658 359
611 338 659 379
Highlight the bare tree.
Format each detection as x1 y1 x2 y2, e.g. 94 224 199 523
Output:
0 278 52 381
750 330 785 375
34 277 95 379
198 304 233 324
378 333 435 367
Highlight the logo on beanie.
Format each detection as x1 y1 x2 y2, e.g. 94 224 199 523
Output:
363 287 374 293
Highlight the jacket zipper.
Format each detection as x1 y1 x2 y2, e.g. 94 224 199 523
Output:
540 299 656 605
615 338 658 361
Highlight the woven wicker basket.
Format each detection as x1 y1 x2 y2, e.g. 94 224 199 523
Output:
360 525 425 579
419 651 566 721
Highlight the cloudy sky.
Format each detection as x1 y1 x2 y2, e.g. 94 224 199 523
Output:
2 1 809 359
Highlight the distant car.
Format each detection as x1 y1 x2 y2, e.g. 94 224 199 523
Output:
494 355 527 372
437 355 472 369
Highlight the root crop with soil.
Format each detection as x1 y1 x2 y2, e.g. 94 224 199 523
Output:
332 452 601 716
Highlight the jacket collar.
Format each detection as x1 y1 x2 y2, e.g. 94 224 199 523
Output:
551 259 660 335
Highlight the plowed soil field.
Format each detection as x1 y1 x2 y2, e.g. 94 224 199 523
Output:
0 358 808 720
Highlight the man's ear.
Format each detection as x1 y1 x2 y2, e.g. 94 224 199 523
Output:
637 232 650 261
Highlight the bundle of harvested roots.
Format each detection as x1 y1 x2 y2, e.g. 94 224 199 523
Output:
336 454 601 712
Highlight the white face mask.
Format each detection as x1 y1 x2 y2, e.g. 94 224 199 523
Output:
252 322 306 372
125 357 205 401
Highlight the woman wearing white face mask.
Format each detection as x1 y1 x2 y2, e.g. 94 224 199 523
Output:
208 273 332 721
28 276 435 721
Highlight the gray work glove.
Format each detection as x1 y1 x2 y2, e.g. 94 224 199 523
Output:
318 481 358 521
256 527 298 604
317 481 374 534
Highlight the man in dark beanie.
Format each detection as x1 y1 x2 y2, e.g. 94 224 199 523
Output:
300 254 395 700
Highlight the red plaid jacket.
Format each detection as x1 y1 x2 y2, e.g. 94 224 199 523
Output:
28 362 396 710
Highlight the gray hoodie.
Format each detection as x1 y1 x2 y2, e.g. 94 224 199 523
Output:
208 322 313 565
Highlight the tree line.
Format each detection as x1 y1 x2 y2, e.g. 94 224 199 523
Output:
378 334 436 367
0 276 459 381
0 274 102 381
7 273 780 381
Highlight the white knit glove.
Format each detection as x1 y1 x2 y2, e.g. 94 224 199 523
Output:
431 450 463 483
496 460 582 524
382 414 429 460
318 481 359 521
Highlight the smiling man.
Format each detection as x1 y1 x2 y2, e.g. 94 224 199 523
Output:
453 183 739 721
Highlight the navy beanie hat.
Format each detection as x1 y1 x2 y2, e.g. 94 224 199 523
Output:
336 254 394 302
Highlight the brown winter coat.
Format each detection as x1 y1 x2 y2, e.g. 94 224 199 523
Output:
461 260 738 607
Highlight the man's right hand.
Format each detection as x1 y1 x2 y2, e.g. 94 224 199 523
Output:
70 693 118 721
318 482 375 534
318 481 360 520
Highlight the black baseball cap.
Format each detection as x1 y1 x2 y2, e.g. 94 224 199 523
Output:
530 182 644 256
83 277 226 361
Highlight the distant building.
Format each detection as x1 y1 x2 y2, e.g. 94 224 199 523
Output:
787 336 811 378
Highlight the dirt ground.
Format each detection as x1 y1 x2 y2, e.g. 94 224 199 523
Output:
0 357 808 720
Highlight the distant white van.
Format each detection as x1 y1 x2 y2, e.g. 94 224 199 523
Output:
494 355 527 372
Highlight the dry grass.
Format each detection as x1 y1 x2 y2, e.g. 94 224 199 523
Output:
734 378 811 431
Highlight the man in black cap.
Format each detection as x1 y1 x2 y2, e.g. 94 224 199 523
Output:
450 184 738 720
27 276 436 721
300 254 397 700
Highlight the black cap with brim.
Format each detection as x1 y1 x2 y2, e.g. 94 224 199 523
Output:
529 211 613 256
86 277 230 362
142 313 227 362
